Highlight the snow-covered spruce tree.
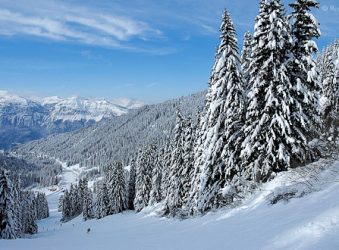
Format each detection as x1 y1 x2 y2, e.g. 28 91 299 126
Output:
69 184 81 218
127 158 136 210
149 149 163 206
134 146 154 212
163 110 185 215
241 31 253 94
178 116 195 213
0 169 17 239
21 191 38 235
106 161 126 215
241 0 295 182
35 192 49 220
61 190 71 221
12 175 23 237
78 177 88 210
320 41 339 143
187 110 203 213
288 0 321 163
83 188 94 221
94 182 109 219
60 183 82 221
189 10 245 213
220 21 246 200
159 142 173 199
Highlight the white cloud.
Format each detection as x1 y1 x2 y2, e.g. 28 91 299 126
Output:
0 1 162 50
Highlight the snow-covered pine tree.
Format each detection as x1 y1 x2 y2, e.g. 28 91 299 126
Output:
189 10 244 213
219 15 246 200
35 192 49 220
94 182 109 219
78 177 88 211
159 142 173 200
83 188 94 221
241 0 295 182
149 149 163 206
288 0 321 163
134 147 153 212
164 110 185 215
106 161 126 215
127 158 136 210
241 31 253 94
20 191 38 235
187 110 203 214
179 116 195 213
12 175 23 237
69 184 81 218
0 168 17 239
61 184 82 221
61 190 71 221
320 41 339 143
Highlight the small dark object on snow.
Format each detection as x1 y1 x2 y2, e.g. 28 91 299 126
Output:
87 228 91 234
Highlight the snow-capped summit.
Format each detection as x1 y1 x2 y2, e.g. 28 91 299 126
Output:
0 90 144 149
0 90 29 106
40 96 128 122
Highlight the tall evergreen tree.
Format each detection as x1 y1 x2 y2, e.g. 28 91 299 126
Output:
179 117 195 212
78 177 88 211
94 182 109 219
159 142 173 200
12 175 23 237
149 149 163 206
288 0 321 162
164 110 185 215
220 15 246 197
190 10 244 213
0 169 17 239
35 192 49 220
83 188 94 221
21 191 38 235
106 162 126 215
134 146 154 212
241 0 295 182
61 190 71 221
320 41 339 143
127 159 136 210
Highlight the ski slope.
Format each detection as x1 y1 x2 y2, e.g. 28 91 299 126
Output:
1 159 339 250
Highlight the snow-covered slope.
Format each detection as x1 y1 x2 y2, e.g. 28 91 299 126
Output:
0 90 143 149
1 158 338 250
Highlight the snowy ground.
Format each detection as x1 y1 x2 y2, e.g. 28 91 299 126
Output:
1 159 339 250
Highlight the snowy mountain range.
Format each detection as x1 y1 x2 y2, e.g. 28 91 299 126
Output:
13 91 206 169
0 90 144 149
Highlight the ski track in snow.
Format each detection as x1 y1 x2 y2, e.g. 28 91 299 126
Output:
1 160 339 250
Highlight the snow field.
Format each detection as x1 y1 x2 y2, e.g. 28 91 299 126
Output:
1 159 338 250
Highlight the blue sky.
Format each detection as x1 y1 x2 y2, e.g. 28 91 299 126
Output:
0 0 338 103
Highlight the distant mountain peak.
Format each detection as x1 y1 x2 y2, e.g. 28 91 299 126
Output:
0 90 29 106
0 90 145 149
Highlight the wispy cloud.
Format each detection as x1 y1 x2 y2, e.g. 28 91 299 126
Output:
0 0 163 51
0 0 336 52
